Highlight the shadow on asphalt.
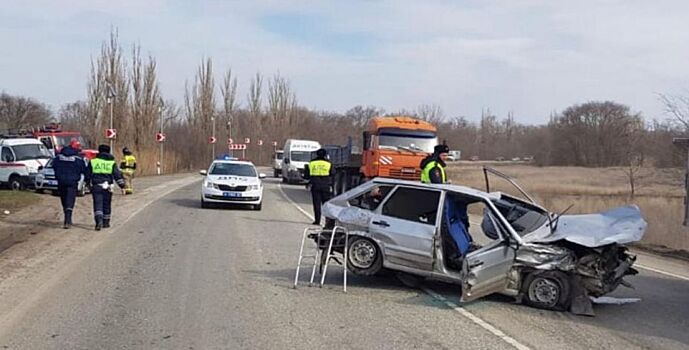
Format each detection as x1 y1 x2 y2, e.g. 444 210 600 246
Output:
169 198 256 211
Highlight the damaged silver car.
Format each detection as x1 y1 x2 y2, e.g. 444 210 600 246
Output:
317 168 646 315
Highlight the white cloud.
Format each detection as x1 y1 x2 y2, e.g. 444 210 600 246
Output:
1 0 689 123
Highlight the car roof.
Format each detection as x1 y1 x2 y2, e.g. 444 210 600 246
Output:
370 177 500 200
0 138 43 146
211 160 255 166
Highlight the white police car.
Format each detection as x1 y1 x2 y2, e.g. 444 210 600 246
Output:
200 157 266 210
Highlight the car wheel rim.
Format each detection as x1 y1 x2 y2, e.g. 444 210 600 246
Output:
528 278 560 307
349 240 376 269
10 181 21 191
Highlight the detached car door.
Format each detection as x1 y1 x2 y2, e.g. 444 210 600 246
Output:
460 205 517 302
369 186 441 271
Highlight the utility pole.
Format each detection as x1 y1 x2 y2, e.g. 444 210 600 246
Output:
227 119 233 157
158 100 164 175
673 138 689 226
106 83 116 150
211 116 216 160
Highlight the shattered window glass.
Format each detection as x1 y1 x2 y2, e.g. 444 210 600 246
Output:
382 187 440 225
348 185 394 211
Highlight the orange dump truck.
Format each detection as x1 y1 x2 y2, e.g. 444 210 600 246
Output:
325 116 438 195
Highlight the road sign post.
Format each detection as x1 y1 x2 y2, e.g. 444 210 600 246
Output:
674 137 689 226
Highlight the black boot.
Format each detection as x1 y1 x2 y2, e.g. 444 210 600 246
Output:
95 217 102 231
103 219 110 228
63 211 72 229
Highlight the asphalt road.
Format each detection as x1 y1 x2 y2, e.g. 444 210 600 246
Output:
1 176 688 349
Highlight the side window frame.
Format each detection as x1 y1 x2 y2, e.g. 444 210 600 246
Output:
380 185 443 225
1 146 16 162
348 184 395 212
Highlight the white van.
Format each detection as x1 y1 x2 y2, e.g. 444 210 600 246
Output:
272 150 284 177
0 138 52 189
282 139 321 184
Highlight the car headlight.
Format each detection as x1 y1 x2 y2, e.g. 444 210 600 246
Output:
205 181 217 189
249 184 260 191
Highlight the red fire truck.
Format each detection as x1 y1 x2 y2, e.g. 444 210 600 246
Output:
32 123 98 160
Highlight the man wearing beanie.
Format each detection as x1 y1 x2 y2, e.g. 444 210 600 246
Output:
420 144 450 184
86 144 126 231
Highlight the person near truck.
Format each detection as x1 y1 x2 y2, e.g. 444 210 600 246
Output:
420 144 450 184
120 147 137 195
86 144 126 231
52 139 87 229
304 148 335 226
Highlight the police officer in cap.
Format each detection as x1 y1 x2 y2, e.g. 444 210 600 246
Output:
52 139 87 229
86 144 126 231
420 144 450 184
304 148 335 225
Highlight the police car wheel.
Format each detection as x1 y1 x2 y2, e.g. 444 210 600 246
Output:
201 199 210 209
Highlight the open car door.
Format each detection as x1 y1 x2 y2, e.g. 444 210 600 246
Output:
483 167 538 205
460 207 518 302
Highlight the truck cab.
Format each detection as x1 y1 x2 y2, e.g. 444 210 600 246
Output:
273 150 284 177
361 116 438 181
33 123 97 160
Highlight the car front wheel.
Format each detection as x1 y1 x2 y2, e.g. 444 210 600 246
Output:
347 237 383 276
522 271 571 311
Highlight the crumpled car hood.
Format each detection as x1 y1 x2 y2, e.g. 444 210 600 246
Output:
524 205 647 248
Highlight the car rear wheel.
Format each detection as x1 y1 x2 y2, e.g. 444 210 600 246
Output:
347 237 383 276
522 271 571 311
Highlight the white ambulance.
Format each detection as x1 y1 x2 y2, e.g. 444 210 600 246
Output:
0 138 52 190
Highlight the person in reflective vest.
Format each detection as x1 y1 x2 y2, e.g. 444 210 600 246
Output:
304 148 335 226
52 139 87 229
120 147 137 194
420 144 449 184
86 144 126 231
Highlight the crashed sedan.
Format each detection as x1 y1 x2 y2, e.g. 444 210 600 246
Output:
319 172 646 315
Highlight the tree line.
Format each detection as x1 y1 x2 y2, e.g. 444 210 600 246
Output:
1 30 687 174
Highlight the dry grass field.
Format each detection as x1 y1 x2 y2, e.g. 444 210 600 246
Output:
447 162 689 253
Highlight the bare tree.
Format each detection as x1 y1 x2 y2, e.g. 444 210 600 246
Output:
247 72 263 119
221 68 238 140
659 93 689 132
129 44 161 153
0 93 52 130
415 104 445 124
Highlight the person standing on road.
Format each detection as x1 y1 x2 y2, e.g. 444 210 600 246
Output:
304 148 335 226
120 147 137 195
86 144 126 231
52 139 87 229
420 144 450 184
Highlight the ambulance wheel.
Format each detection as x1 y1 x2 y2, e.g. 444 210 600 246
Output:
9 175 22 191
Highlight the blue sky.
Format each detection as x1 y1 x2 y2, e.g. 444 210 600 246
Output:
2 0 689 123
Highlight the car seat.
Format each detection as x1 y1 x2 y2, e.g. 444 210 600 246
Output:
444 199 472 256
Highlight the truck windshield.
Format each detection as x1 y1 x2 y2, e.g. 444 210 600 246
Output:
290 151 312 162
378 129 438 153
55 135 89 149
210 163 257 177
275 152 284 160
12 144 51 160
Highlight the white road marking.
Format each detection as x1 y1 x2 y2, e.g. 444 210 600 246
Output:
278 182 531 350
635 264 689 282
423 287 532 350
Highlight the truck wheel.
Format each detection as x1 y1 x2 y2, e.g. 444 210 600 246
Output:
9 175 22 191
347 236 383 276
522 271 571 311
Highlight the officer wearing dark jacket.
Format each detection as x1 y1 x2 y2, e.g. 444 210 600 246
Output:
86 145 126 231
420 144 450 184
52 139 87 229
304 148 335 225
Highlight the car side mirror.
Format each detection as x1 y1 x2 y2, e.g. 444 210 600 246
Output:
199 170 207 176
38 166 43 171
259 173 266 179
